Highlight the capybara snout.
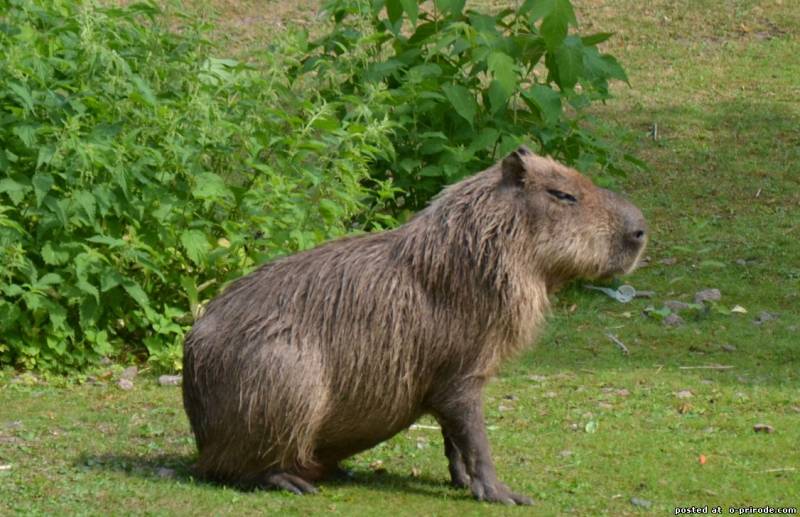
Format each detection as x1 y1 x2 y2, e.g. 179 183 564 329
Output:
183 146 646 504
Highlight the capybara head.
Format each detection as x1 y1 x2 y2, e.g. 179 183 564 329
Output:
500 146 647 286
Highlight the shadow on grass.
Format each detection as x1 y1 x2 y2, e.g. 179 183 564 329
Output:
75 452 471 500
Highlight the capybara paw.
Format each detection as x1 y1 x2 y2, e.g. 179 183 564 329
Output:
470 479 533 506
263 472 318 495
450 474 470 489
448 462 470 488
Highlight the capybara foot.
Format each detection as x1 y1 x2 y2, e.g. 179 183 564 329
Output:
470 479 533 506
448 462 470 489
262 472 318 495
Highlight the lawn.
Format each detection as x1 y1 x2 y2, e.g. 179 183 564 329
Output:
1 0 798 514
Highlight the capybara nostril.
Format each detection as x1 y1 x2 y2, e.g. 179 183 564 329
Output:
628 229 646 244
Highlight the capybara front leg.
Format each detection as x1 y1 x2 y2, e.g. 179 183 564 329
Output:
436 395 532 506
441 427 470 488
261 471 318 495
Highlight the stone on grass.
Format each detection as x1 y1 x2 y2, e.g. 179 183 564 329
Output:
694 288 721 304
120 366 138 381
158 375 183 386
663 313 684 327
117 378 134 391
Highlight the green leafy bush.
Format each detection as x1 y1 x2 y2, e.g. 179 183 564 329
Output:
0 0 394 371
307 0 638 212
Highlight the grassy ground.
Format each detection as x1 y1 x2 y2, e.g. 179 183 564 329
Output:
2 0 799 514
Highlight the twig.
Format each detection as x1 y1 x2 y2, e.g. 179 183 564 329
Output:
606 334 629 355
409 424 440 431
678 365 735 370
759 467 796 473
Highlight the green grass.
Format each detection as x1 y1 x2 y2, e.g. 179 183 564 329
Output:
2 0 799 514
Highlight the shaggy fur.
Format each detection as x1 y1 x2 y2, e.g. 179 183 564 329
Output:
182 148 646 503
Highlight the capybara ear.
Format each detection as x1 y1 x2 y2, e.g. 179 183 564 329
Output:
501 146 530 187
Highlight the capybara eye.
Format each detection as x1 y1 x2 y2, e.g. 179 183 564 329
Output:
546 189 577 204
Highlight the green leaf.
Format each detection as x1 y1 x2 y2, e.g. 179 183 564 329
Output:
7 81 34 111
73 190 97 223
180 229 211 266
130 75 157 106
523 84 562 125
36 273 63 288
553 35 584 89
386 0 403 24
487 80 510 114
435 0 466 15
121 277 151 311
487 51 517 99
100 269 122 292
520 0 555 22
442 84 477 126
32 173 54 208
41 243 70 265
581 32 615 46
599 54 628 82
77 278 100 300
399 0 418 24
192 172 233 204
540 0 576 50
44 197 68 228
86 235 127 248
37 145 57 169
0 178 29 205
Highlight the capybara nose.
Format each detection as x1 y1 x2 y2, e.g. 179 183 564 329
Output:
623 213 647 249
626 228 646 246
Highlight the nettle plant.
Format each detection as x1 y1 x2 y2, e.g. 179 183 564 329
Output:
0 0 394 371
308 0 638 212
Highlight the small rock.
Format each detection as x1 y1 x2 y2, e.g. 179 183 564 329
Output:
663 313 684 327
676 390 693 399
120 366 138 381
721 344 737 352
99 357 112 366
694 288 721 304
753 423 775 434
659 257 677 266
158 375 182 386
630 497 652 508
634 290 656 299
156 467 176 479
753 311 779 326
664 300 692 312
117 378 134 391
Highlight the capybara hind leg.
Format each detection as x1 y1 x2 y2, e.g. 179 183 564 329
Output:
262 471 318 495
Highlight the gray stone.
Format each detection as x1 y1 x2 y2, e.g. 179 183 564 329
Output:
694 288 721 304
158 375 183 386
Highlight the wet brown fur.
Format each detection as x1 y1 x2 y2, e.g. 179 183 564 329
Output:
182 149 646 498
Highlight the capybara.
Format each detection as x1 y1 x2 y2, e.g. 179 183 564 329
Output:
182 147 647 504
